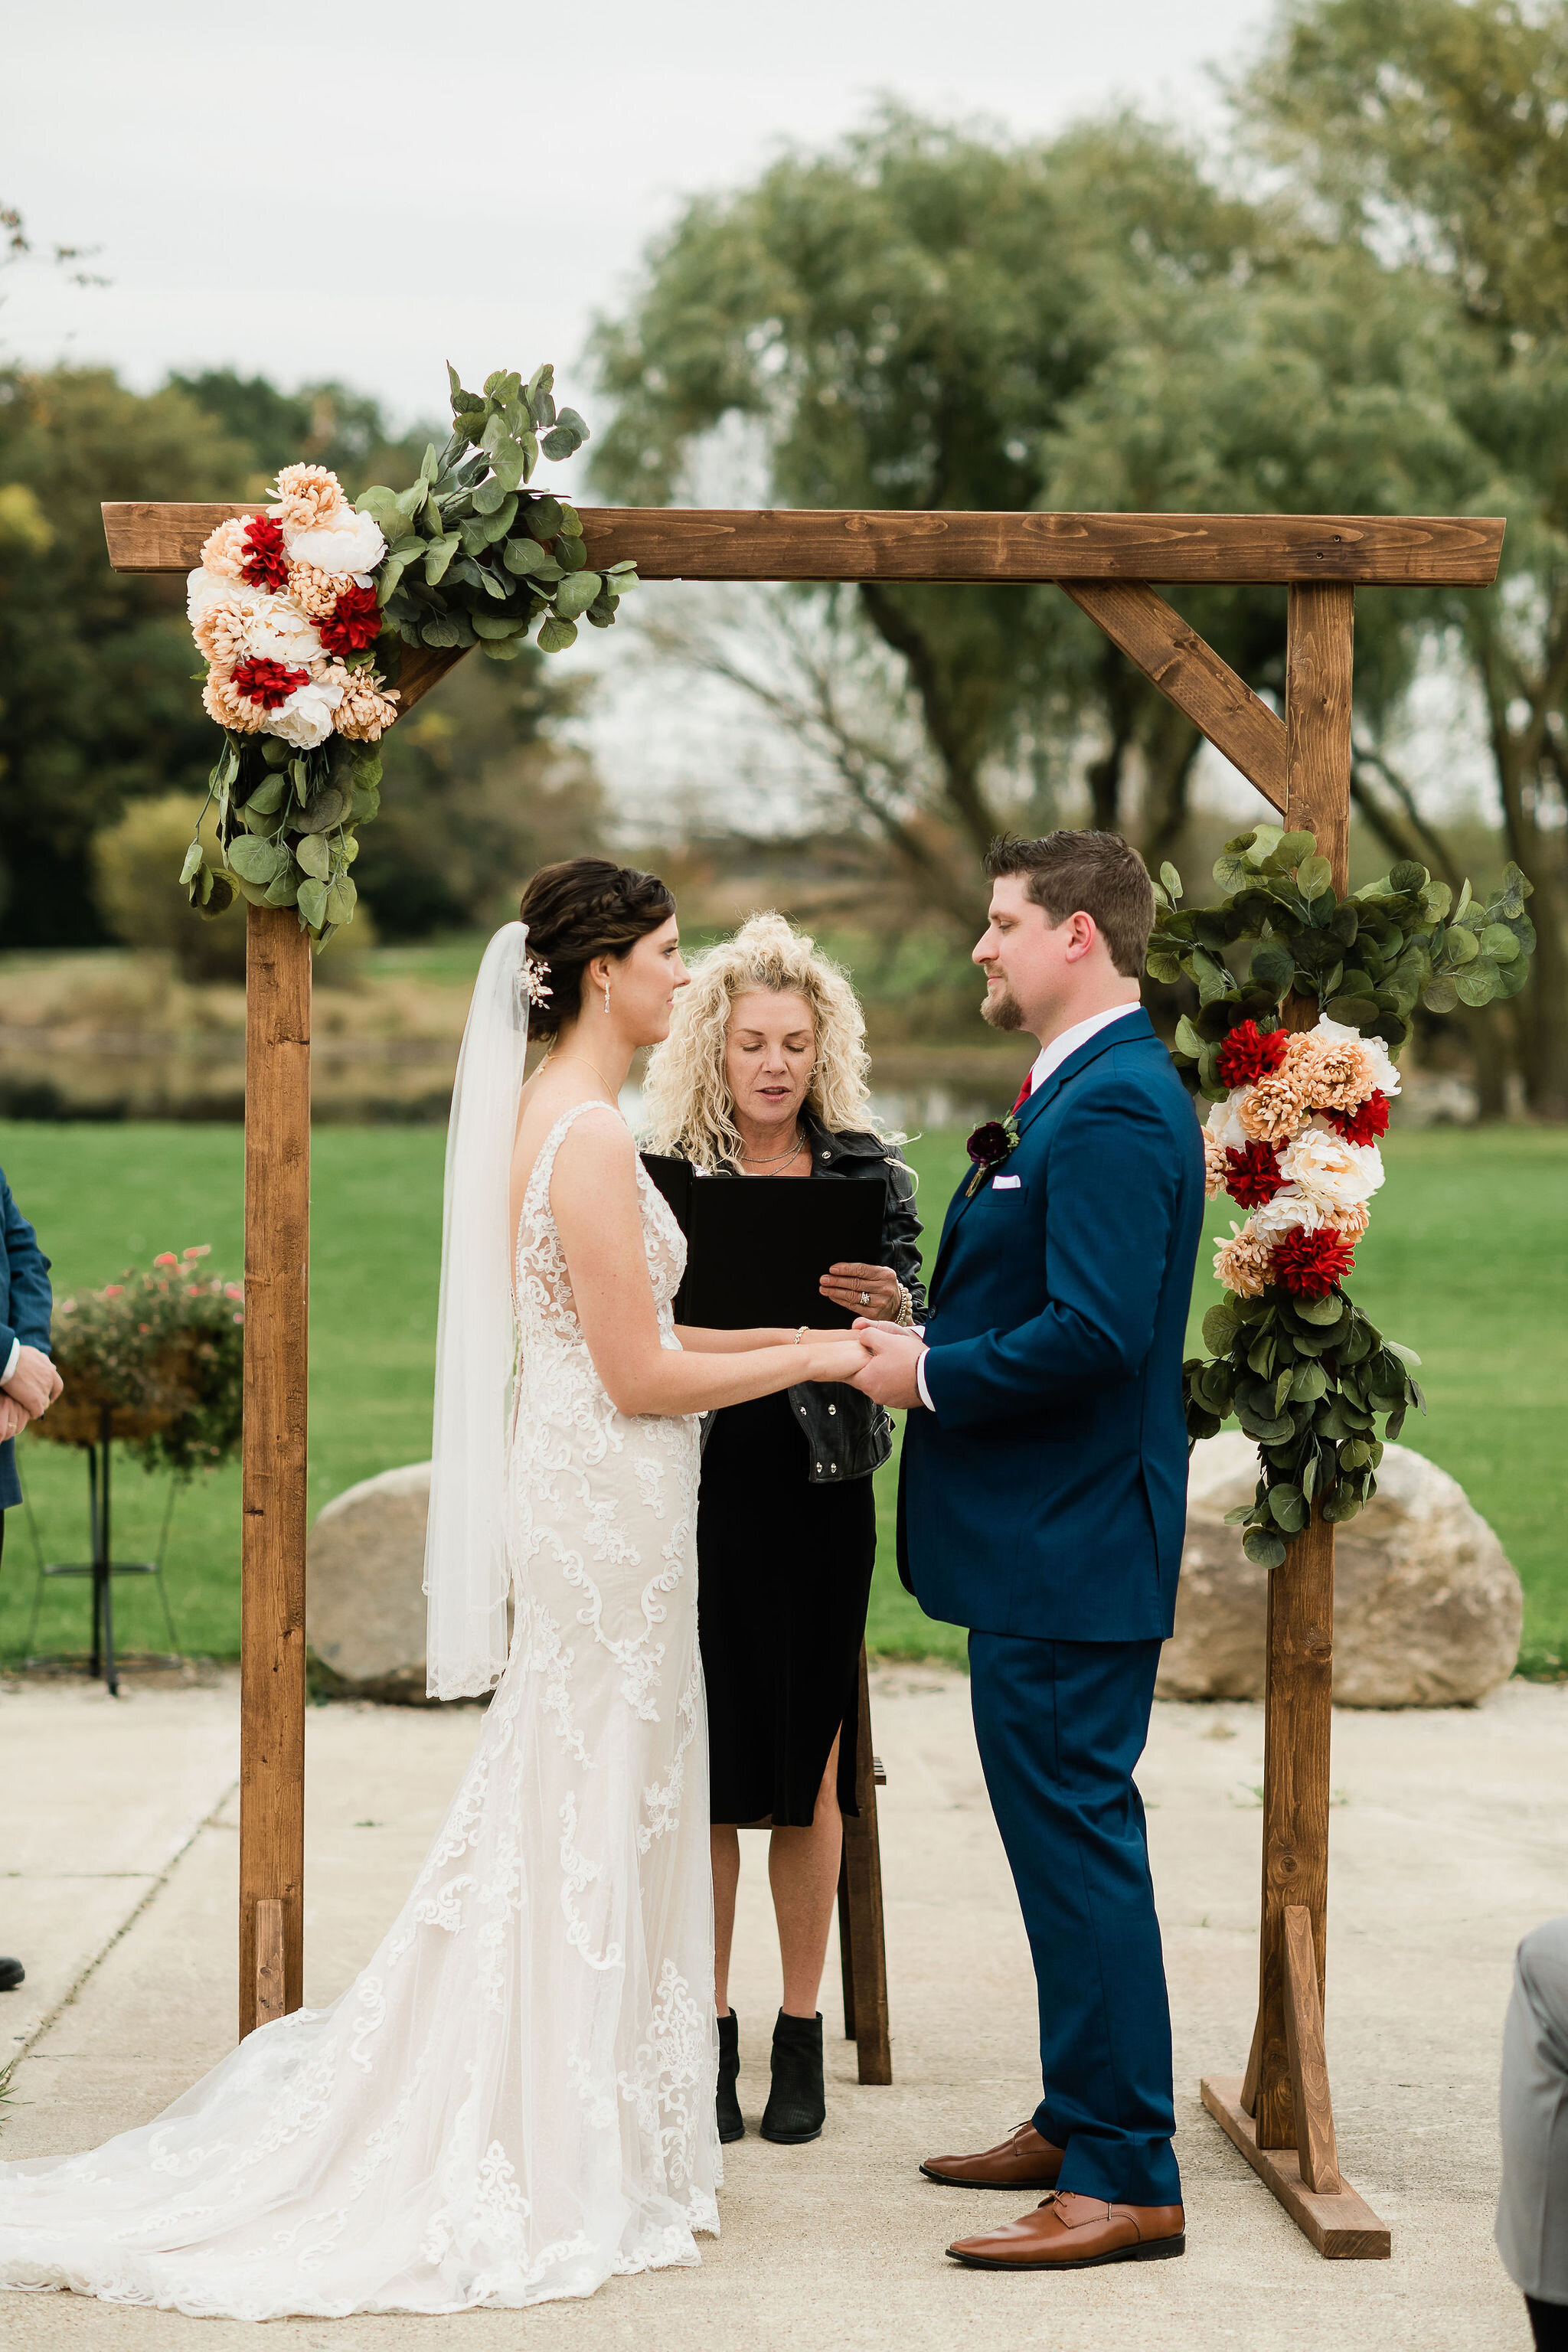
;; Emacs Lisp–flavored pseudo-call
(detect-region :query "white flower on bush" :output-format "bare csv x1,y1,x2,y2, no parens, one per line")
243,592,324,668
1278,1126,1386,1217
1248,1186,1327,1240
1204,1091,1252,1150
1313,1014,1401,1098
264,675,344,750
186,567,262,626
284,505,387,578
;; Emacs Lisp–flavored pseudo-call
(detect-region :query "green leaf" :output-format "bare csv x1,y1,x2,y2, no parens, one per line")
541,423,583,462
263,866,299,907
1455,963,1500,1006
199,872,235,920
537,613,578,653
226,835,284,887
325,874,357,926
1191,949,1232,1006
423,533,462,585
1482,924,1520,964
1325,995,1378,1030
295,833,332,880
1289,1362,1328,1403
296,877,329,931
294,784,350,835
179,840,204,887
1268,1484,1308,1534
1145,951,1181,985
503,536,561,580
554,568,603,621
1296,1292,1344,1327
1243,1527,1288,1570
1250,942,1295,997
1445,923,1480,966
243,773,287,816
472,611,528,639
1201,1304,1240,1353
480,633,528,661
557,505,586,540
1385,1340,1422,1370
1296,854,1333,902
525,494,564,541
472,480,508,515
1173,1014,1204,1060
1159,861,1182,901
1421,975,1460,1014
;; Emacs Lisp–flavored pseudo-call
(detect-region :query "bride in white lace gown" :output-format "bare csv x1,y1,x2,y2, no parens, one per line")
0,863,868,2320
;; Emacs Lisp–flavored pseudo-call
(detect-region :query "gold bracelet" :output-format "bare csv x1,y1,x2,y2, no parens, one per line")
894,1285,915,1328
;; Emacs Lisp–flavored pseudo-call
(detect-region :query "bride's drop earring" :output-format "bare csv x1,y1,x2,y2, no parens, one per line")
603,978,611,1015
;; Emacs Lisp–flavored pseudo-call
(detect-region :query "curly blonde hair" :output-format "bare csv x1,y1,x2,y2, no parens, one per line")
641,910,898,1171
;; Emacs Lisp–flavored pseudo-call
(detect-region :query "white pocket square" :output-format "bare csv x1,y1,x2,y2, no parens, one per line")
992,1174,1022,1191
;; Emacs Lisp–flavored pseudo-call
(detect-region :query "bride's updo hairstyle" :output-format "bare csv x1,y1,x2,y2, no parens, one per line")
518,858,675,1040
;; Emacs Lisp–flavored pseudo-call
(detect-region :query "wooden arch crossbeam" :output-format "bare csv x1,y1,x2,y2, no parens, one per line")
103,498,1503,2262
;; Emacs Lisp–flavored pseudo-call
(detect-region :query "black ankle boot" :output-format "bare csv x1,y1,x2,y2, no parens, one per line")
716,2009,744,2143
760,2008,825,2145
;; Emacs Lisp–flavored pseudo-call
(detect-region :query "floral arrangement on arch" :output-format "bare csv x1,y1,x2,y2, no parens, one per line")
1148,825,1535,1568
180,362,636,946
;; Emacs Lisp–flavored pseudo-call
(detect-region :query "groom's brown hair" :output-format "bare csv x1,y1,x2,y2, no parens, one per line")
984,830,1154,979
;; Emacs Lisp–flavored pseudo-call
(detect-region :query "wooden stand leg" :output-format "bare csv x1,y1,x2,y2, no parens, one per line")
254,1897,286,2027
237,906,311,2041
1282,1905,1340,2194
838,1645,891,2084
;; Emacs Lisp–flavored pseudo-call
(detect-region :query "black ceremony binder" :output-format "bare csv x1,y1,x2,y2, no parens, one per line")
640,1155,884,1330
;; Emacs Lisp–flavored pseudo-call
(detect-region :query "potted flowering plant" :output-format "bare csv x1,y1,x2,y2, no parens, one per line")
41,1249,245,1477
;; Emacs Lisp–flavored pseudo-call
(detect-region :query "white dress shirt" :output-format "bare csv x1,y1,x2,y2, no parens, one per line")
912,999,1142,1410
2,1339,18,1386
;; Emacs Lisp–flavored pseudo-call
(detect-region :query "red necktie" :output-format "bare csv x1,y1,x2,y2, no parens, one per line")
1012,1070,1033,1112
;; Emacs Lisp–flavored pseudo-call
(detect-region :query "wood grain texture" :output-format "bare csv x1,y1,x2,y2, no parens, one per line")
254,1898,286,2030
838,1645,892,2085
101,501,1505,586
237,907,311,2042
1285,583,1355,874
1060,581,1287,807
1282,1905,1341,2194
1200,2079,1390,2259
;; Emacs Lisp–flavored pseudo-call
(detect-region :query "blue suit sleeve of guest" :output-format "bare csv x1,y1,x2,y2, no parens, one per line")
0,1167,54,1364
920,1083,1178,1430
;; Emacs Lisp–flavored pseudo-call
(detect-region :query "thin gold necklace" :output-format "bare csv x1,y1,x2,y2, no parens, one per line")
544,1050,622,1100
738,1125,806,1170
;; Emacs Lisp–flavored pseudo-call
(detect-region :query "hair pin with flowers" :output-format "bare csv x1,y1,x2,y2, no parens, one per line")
521,951,553,1009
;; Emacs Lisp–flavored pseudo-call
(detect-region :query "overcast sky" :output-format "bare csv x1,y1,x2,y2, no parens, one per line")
8,0,1271,421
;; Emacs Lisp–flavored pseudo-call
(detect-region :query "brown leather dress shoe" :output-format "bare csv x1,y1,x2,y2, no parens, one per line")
920,2121,1064,2190
946,2189,1185,2269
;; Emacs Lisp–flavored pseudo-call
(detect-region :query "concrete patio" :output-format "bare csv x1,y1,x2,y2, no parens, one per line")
1,1662,1557,2351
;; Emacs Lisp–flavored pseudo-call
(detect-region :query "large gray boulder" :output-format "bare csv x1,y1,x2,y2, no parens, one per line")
307,1462,433,1701
1159,1431,1522,1707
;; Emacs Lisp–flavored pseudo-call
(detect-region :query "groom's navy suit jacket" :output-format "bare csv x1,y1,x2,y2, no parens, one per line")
898,1008,1204,1644
0,1165,53,1514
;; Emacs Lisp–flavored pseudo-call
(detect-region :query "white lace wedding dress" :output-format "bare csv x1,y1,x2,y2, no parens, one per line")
0,1100,719,2318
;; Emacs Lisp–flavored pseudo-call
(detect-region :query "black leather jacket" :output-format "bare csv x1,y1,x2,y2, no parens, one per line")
707,1112,926,1485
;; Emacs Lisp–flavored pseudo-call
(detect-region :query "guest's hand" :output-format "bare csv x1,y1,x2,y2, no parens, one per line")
2,1346,62,1419
0,1395,28,1442
819,1261,902,1319
803,1334,874,1385
848,1323,928,1410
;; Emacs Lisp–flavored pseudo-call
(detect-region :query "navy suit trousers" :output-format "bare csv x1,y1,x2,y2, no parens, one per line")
968,1630,1180,2207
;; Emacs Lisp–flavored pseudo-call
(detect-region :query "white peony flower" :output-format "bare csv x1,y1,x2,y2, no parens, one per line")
1204,1089,1252,1150
243,592,324,668
1278,1127,1386,1216
284,506,387,578
1312,1014,1401,1098
264,676,345,750
187,567,263,626
1249,1185,1326,1240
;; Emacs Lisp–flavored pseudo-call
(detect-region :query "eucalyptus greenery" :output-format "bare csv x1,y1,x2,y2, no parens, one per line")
1153,822,1536,1567
182,362,635,946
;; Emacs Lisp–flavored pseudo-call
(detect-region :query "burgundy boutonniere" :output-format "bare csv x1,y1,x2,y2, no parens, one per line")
964,1110,1021,1197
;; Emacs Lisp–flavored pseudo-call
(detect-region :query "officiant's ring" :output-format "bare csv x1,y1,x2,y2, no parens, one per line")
860,1290,871,1306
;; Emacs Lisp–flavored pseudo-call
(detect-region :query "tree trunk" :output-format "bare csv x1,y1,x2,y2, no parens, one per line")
855,582,1001,858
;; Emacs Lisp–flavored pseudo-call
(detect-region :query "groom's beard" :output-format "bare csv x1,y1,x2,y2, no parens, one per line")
980,979,1024,1032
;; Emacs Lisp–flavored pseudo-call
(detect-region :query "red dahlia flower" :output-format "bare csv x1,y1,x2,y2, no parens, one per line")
1269,1224,1356,1300
231,655,309,709
240,512,290,592
317,579,382,655
1325,1090,1390,1147
1215,1018,1290,1089
1223,1141,1285,1208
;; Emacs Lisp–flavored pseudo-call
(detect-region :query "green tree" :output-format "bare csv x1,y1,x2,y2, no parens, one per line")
589,109,1263,900
0,368,253,942
1240,0,1568,1114
168,370,434,499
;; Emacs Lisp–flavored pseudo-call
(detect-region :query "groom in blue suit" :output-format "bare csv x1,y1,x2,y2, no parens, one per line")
852,830,1203,2272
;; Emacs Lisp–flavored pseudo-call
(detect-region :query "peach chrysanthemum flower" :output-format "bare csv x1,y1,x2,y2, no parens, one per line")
202,669,266,733
1214,1224,1275,1298
318,661,400,741
191,597,253,668
1202,1128,1229,1200
286,563,342,621
1288,1029,1377,1114
198,517,250,579
1321,1200,1371,1243
1237,1068,1310,1145
273,463,345,533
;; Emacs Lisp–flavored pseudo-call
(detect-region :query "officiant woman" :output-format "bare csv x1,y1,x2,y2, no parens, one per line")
641,911,924,2150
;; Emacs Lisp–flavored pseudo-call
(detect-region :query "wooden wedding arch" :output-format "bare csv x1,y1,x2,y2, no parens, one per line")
103,496,1504,2258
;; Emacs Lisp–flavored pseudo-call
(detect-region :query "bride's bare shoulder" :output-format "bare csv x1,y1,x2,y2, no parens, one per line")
512,1084,634,1207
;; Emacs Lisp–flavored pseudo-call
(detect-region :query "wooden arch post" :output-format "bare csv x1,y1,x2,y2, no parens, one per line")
103,497,1501,2234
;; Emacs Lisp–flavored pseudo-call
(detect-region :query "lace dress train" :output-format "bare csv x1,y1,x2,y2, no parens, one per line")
0,1101,718,2318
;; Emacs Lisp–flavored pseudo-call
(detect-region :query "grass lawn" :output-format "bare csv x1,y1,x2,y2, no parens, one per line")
2,1119,1563,1677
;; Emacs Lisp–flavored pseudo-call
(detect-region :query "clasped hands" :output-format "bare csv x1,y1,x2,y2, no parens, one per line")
804,1259,927,1410
0,1344,64,1442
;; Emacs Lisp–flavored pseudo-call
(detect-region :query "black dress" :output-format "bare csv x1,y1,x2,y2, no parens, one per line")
697,1119,926,1828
